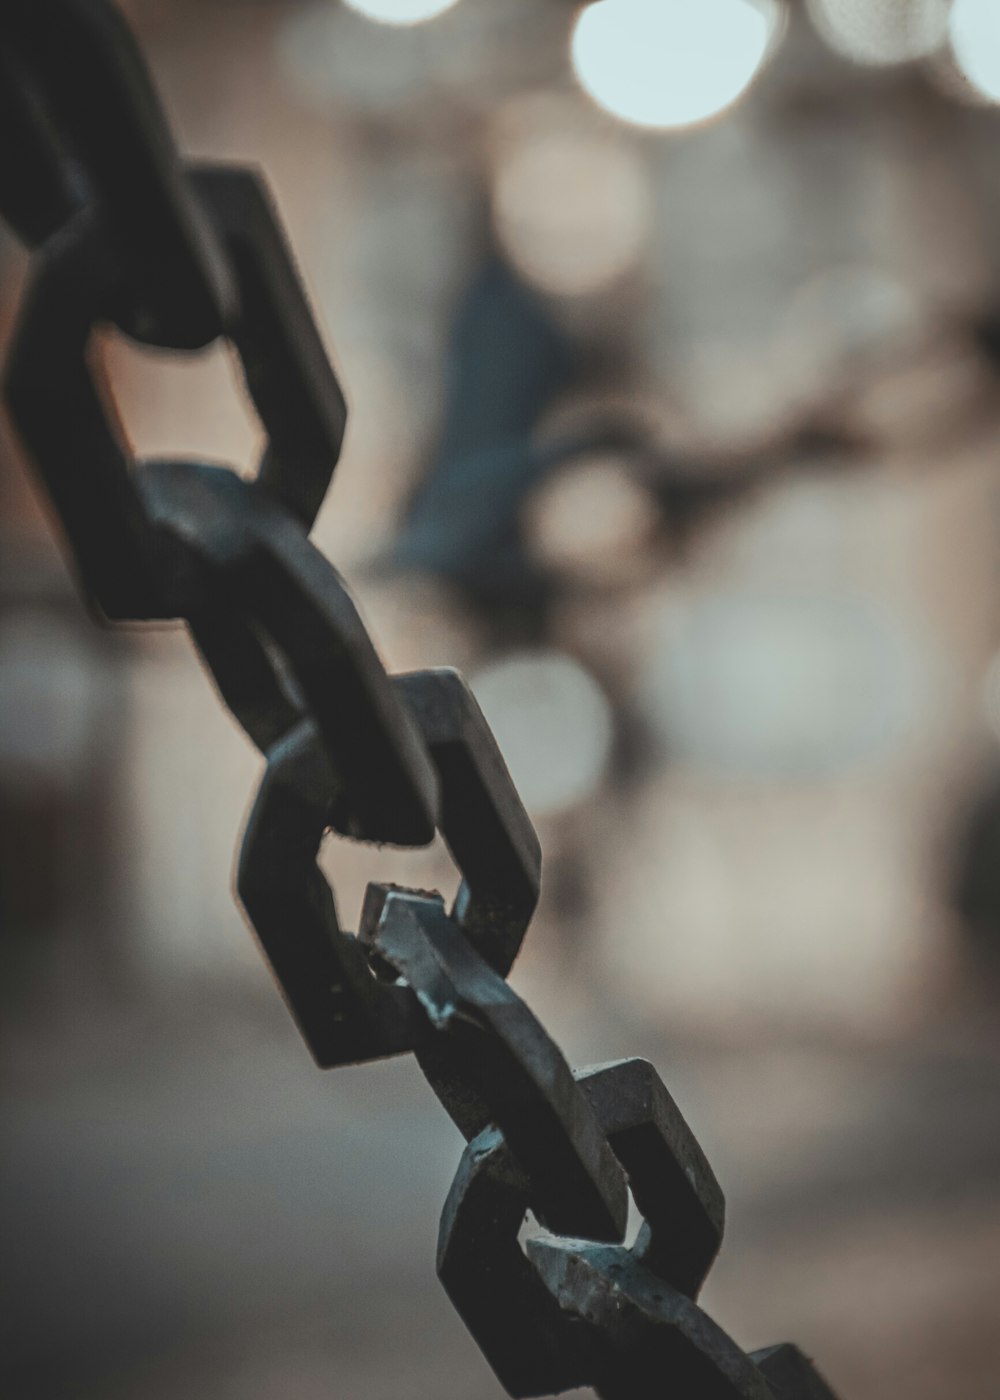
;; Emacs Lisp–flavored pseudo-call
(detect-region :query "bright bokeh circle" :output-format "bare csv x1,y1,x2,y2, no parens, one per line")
491,121,651,296
342,0,460,26
570,0,777,130
807,0,950,68
950,0,1000,103
470,651,614,816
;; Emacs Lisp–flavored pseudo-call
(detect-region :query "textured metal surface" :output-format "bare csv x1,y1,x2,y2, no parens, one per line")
393,668,541,976
368,889,629,1242
435,1056,725,1396
527,1242,775,1400
0,4,843,1396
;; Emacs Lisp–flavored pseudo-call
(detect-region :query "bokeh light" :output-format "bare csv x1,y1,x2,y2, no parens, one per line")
279,0,439,110
342,0,460,26
777,263,925,408
490,97,651,295
784,265,922,365
807,0,950,67
843,335,990,449
671,340,803,451
949,0,1000,103
523,453,659,588
470,651,614,815
570,0,780,131
641,592,931,778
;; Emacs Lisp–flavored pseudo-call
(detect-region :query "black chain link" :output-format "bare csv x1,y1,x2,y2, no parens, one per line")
0,5,842,1396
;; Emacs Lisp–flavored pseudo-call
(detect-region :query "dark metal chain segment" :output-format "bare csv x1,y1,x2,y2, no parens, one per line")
0,5,843,1396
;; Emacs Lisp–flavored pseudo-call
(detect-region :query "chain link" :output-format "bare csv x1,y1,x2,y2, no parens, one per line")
0,5,842,1396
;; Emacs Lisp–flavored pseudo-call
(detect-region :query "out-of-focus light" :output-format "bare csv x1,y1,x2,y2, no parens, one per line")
524,453,659,588
785,265,921,363
570,0,780,131
673,341,800,452
490,104,651,295
807,0,949,67
845,337,989,449
342,0,460,25
278,1,450,109
641,592,930,777
950,0,1000,103
470,651,614,816
777,264,924,405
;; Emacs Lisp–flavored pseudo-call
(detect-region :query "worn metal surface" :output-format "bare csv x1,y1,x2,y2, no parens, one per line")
0,4,842,1396
434,1057,725,1396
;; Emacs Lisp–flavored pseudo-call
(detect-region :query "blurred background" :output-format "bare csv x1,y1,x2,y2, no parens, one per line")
4,0,1000,1395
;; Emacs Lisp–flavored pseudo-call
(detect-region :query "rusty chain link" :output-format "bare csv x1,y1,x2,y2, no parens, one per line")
0,4,842,1395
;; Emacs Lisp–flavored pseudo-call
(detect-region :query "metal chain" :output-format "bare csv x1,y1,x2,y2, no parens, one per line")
0,5,841,1396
